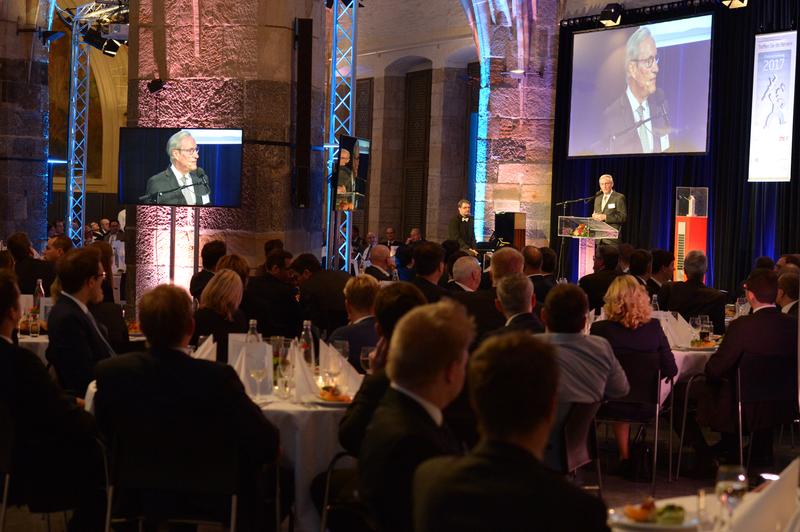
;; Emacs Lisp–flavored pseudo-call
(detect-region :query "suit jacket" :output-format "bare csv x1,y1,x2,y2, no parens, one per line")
592,191,627,232
46,295,114,396
448,214,476,250
590,319,677,378
359,388,460,532
90,301,131,354
658,278,726,334
15,256,55,295
144,167,209,206
339,368,390,455
646,277,665,299
784,301,799,317
191,307,248,364
448,288,506,342
529,274,555,316
600,91,669,155
299,270,351,335
413,440,610,532
364,265,392,282
328,316,379,373
189,269,215,300
412,276,448,303
446,281,467,293
379,239,401,249
483,312,544,341
578,268,622,313
242,273,303,339
702,307,798,432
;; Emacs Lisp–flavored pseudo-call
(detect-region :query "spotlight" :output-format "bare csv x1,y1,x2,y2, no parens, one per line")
600,3,623,27
102,39,121,57
147,78,165,93
719,0,747,7
40,30,65,45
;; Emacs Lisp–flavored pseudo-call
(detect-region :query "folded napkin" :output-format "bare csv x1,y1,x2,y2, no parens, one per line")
231,341,272,397
654,311,694,348
291,341,320,400
228,333,248,367
192,335,217,361
320,341,363,394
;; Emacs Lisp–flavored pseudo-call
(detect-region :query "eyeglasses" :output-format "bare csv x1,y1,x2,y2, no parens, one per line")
631,55,659,69
178,148,200,155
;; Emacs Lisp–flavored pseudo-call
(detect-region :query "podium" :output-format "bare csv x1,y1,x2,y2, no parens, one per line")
336,191,365,211
558,216,619,279
673,187,708,281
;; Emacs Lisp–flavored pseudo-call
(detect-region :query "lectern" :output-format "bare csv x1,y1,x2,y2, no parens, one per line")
558,216,619,279
673,187,708,281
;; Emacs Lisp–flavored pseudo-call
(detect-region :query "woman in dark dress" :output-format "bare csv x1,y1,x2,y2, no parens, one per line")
590,275,677,475
191,269,248,363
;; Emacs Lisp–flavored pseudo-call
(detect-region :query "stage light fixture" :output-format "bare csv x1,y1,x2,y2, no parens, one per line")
720,0,747,7
102,39,120,57
147,78,165,93
600,3,623,27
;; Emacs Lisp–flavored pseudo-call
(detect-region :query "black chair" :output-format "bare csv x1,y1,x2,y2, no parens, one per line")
595,351,673,496
561,402,603,496
320,452,375,532
675,373,705,480
0,403,12,532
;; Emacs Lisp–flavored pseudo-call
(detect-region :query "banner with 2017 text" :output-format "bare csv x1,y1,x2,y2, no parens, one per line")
748,31,797,183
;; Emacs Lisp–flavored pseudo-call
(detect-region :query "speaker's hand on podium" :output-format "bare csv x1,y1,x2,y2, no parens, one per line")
591,213,606,222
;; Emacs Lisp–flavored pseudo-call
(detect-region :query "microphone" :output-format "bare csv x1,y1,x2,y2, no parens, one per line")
194,167,211,196
594,190,603,197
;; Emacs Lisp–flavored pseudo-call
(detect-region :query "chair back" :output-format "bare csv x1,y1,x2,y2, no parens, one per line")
613,351,662,406
738,352,797,405
562,402,601,473
0,402,13,475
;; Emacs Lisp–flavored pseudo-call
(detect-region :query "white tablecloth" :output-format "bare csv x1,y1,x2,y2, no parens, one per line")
658,349,714,405
19,335,48,364
262,400,351,532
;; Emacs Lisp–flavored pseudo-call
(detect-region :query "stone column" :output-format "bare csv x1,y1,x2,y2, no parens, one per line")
129,0,327,297
0,1,51,249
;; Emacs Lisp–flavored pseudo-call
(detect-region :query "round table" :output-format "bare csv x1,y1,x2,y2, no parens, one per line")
658,349,715,405
18,334,49,365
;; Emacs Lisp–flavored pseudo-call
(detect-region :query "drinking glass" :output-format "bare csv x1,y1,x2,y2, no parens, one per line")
276,355,294,400
360,346,375,374
735,297,748,317
248,352,270,404
326,343,346,387
689,316,702,340
29,314,40,337
715,465,748,530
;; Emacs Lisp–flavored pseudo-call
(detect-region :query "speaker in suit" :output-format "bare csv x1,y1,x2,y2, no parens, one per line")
599,89,670,156
328,316,378,373
143,166,211,206
658,278,726,334
593,189,627,244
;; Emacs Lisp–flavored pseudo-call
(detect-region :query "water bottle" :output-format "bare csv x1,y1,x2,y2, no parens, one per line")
245,319,261,343
300,320,316,369
651,294,660,311
31,279,45,338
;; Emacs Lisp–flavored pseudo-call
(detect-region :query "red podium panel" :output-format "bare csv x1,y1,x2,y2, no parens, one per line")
673,215,708,281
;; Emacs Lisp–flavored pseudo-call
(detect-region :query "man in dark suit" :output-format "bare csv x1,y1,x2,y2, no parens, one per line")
43,234,74,264
6,232,55,295
243,249,302,338
189,240,226,300
329,275,380,372
364,244,393,282
578,245,622,314
448,256,481,293
777,272,799,316
411,241,448,303
94,284,280,529
46,248,115,397
379,227,401,249
522,245,555,317
483,273,544,340
0,270,105,531
290,253,350,335
413,332,610,532
592,174,626,244
143,131,211,205
599,27,670,156
629,249,652,289
648,249,674,298
447,199,477,253
359,301,474,532
658,250,726,334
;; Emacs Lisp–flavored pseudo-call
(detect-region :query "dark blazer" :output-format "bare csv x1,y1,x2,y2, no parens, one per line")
90,301,131,354
15,256,55,295
359,388,460,532
412,276,448,303
590,319,677,378
189,269,215,300
784,301,798,317
448,288,506,342
658,278,726,334
702,307,798,432
447,214,476,250
592,190,627,232
364,265,392,282
578,268,622,313
484,312,544,340
600,91,669,155
46,295,114,396
646,278,665,299
413,440,610,532
529,274,555,316
242,272,302,339
339,369,390,455
191,307,248,364
446,281,467,293
299,269,350,335
328,316,378,373
144,167,209,205
379,239,401,249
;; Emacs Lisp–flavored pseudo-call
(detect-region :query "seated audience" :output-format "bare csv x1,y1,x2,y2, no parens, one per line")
775,253,800,273
658,250,726,334
46,248,115,396
94,285,280,530
590,276,677,476
379,226,400,248
290,253,350,335
755,255,775,270
411,241,447,302
362,231,378,262
90,240,116,303
777,272,799,316
243,249,302,338
0,270,105,531
413,333,610,532
189,240,227,299
444,249,469,287
43,234,74,264
255,238,285,276
359,300,474,532
523,245,555,317
329,275,380,371
448,256,481,293
648,249,674,298
86,242,130,353
191,269,248,363
406,227,422,245
364,244,393,281
578,245,621,313
617,243,634,273
394,244,415,282
484,272,544,339
0,250,14,271
628,249,652,289
216,253,251,287
7,232,55,294
540,246,558,283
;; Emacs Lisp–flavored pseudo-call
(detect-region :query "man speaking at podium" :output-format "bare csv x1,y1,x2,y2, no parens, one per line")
592,174,626,246
144,131,211,205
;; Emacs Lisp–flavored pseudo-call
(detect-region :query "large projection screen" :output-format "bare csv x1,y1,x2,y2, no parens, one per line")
748,31,797,183
568,15,713,157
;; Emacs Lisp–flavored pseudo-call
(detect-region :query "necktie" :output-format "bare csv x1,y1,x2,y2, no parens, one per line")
601,194,609,211
636,105,651,153
181,175,196,205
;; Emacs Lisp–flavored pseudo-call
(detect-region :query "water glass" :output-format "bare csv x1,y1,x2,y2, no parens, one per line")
247,352,270,404
715,465,748,530
735,297,748,317
29,315,40,337
360,346,375,374
689,316,702,339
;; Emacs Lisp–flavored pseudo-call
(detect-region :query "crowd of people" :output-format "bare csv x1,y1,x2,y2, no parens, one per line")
2,218,799,531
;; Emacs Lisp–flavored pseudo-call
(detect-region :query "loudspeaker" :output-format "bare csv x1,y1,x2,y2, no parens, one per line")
494,212,526,250
294,18,313,208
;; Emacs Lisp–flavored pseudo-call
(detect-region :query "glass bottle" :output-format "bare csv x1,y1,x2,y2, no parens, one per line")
245,319,261,343
300,320,316,369
651,294,660,311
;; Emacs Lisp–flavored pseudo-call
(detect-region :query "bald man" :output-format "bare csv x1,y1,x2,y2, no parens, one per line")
449,256,481,293
365,245,393,282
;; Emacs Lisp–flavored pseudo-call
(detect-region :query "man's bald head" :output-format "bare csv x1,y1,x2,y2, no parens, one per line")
522,246,543,275
491,247,524,286
452,256,481,291
370,244,391,268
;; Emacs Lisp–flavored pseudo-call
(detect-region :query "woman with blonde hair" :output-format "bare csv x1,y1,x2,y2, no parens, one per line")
191,269,248,363
590,274,677,478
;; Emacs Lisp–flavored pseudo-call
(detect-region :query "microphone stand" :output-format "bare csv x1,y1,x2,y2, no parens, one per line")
138,180,203,204
555,193,599,282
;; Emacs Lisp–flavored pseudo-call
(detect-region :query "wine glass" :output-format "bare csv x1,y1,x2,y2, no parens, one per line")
715,465,748,530
248,352,269,404
689,316,702,340
276,353,294,400
735,297,748,318
360,346,374,374
325,346,345,387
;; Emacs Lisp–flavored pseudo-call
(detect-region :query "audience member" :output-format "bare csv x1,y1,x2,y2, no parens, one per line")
46,248,115,397
362,231,378,262
0,250,14,271
658,250,726,334
89,221,103,241
590,276,676,476
191,269,248,363
99,218,110,235
359,300,474,532
484,273,544,339
540,247,558,281
617,243,634,273
102,219,126,244
406,227,422,245
290,253,350,335
190,240,227,299
775,253,800,273
88,241,129,353
90,240,115,303
448,256,481,292
216,254,251,287
628,249,652,288
444,248,469,286
648,249,674,298
411,241,447,302
7,232,55,294
256,238,285,276
243,249,302,338
523,245,555,316
352,225,367,255
43,234,74,264
578,245,621,313
364,244,393,281
94,285,280,530
329,275,380,371
755,255,775,270
413,333,609,532
380,226,400,248
777,272,799,316
394,244,415,282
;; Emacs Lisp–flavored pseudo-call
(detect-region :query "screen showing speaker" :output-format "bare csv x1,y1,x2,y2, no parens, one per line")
334,135,371,211
567,14,713,157
118,128,243,207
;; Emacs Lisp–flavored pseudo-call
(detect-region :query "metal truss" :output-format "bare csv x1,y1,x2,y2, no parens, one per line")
325,0,358,272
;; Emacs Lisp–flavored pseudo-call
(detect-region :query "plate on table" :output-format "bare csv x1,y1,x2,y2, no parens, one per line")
302,394,352,407
608,508,700,531
675,345,717,352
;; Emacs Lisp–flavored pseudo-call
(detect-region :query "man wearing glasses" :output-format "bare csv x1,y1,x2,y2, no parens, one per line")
601,26,671,154
144,130,212,205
